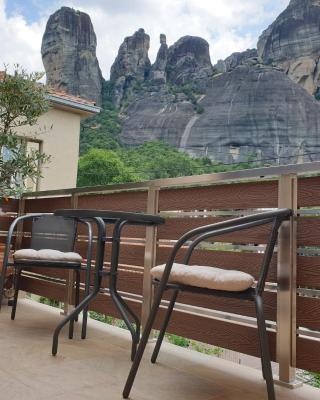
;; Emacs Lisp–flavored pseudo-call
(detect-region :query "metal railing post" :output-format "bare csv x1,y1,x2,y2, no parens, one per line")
276,173,300,387
62,193,78,315
141,187,159,330
15,197,26,250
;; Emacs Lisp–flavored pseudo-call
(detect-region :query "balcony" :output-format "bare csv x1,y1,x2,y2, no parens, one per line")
0,299,318,400
1,162,320,399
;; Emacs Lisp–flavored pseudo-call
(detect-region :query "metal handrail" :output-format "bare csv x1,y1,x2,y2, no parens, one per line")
21,160,320,198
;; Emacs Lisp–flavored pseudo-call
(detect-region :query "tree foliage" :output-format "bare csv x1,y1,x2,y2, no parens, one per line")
120,141,203,180
79,81,122,155
77,148,137,187
77,140,258,187
0,66,49,197
78,80,258,187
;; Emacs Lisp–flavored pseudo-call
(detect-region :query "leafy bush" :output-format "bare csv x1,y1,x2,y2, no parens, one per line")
166,334,190,347
77,148,137,187
0,66,50,197
39,296,62,309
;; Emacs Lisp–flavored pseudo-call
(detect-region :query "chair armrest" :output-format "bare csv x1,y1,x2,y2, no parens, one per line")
178,209,292,249
156,209,292,294
183,209,291,264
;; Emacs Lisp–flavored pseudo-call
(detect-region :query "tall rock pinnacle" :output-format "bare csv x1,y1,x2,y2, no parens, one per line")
110,28,151,107
150,34,169,84
41,7,102,105
166,36,214,91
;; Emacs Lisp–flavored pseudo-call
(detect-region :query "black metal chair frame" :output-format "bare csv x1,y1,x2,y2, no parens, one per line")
51,209,165,360
0,213,94,341
123,208,293,400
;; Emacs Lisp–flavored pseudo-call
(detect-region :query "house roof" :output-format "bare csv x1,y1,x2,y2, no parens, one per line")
47,88,100,115
0,71,100,116
48,88,96,106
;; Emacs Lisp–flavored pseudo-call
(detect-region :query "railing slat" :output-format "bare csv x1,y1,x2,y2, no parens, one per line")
159,181,278,211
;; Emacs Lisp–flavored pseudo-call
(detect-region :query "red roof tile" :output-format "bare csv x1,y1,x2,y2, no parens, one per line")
48,87,97,106
0,71,96,107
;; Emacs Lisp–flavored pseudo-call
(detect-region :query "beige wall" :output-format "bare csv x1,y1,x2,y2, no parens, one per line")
19,107,82,191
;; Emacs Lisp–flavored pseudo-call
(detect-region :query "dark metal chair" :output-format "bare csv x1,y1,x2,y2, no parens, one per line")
0,214,93,340
123,208,293,400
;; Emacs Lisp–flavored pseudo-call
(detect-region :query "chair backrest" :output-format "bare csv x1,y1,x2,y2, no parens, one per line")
30,215,77,252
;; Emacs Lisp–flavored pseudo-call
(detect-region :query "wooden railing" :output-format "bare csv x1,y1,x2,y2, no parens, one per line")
1,161,320,386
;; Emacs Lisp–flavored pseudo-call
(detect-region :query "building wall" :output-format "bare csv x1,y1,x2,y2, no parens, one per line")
19,107,82,191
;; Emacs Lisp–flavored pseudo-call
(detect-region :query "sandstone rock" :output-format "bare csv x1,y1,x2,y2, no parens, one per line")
120,65,320,164
166,36,214,91
41,6,102,105
224,49,258,71
257,0,320,95
215,60,227,74
110,28,151,107
149,34,168,85
214,49,258,73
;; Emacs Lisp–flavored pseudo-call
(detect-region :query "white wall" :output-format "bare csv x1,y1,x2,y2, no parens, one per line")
20,107,82,191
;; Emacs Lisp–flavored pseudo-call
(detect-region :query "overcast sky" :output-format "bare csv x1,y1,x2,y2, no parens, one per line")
1,0,290,79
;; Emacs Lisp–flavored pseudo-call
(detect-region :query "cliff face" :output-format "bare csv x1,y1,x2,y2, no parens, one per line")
41,2,320,166
110,28,151,107
120,64,320,164
165,36,214,91
41,7,102,105
257,0,320,95
215,49,258,73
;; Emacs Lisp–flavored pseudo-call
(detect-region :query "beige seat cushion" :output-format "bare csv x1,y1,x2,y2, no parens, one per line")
13,249,82,264
151,263,255,292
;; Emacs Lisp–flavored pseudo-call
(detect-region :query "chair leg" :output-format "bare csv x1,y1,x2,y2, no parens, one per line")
69,270,80,339
11,268,22,320
74,270,80,323
81,264,92,340
255,295,275,400
53,289,99,356
0,260,9,311
123,280,167,398
151,289,179,364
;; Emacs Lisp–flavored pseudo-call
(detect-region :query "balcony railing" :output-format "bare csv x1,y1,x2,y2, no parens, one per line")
1,161,320,388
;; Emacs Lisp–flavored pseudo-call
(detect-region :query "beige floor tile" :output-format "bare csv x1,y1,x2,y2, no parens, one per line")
0,299,319,400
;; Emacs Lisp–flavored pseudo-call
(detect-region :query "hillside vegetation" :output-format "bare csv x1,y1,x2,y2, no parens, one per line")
78,82,256,187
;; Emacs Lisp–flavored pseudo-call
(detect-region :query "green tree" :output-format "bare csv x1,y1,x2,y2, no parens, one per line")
0,66,49,198
79,81,122,155
77,148,137,187
120,141,205,180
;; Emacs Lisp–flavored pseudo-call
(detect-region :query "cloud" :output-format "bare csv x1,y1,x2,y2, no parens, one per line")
0,0,290,79
0,0,47,74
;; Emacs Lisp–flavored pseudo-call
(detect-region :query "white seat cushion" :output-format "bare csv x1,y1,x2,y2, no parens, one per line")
13,249,82,264
151,263,255,292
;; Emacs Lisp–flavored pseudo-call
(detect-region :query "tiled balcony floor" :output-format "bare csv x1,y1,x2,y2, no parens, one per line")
0,299,319,400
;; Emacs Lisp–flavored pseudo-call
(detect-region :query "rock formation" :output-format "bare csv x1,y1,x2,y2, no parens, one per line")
257,0,320,95
110,28,151,107
165,36,214,91
41,2,320,166
41,7,102,105
149,34,168,85
120,64,320,164
215,49,258,73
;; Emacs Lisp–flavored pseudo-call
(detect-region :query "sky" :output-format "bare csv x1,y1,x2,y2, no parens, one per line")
1,0,290,79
